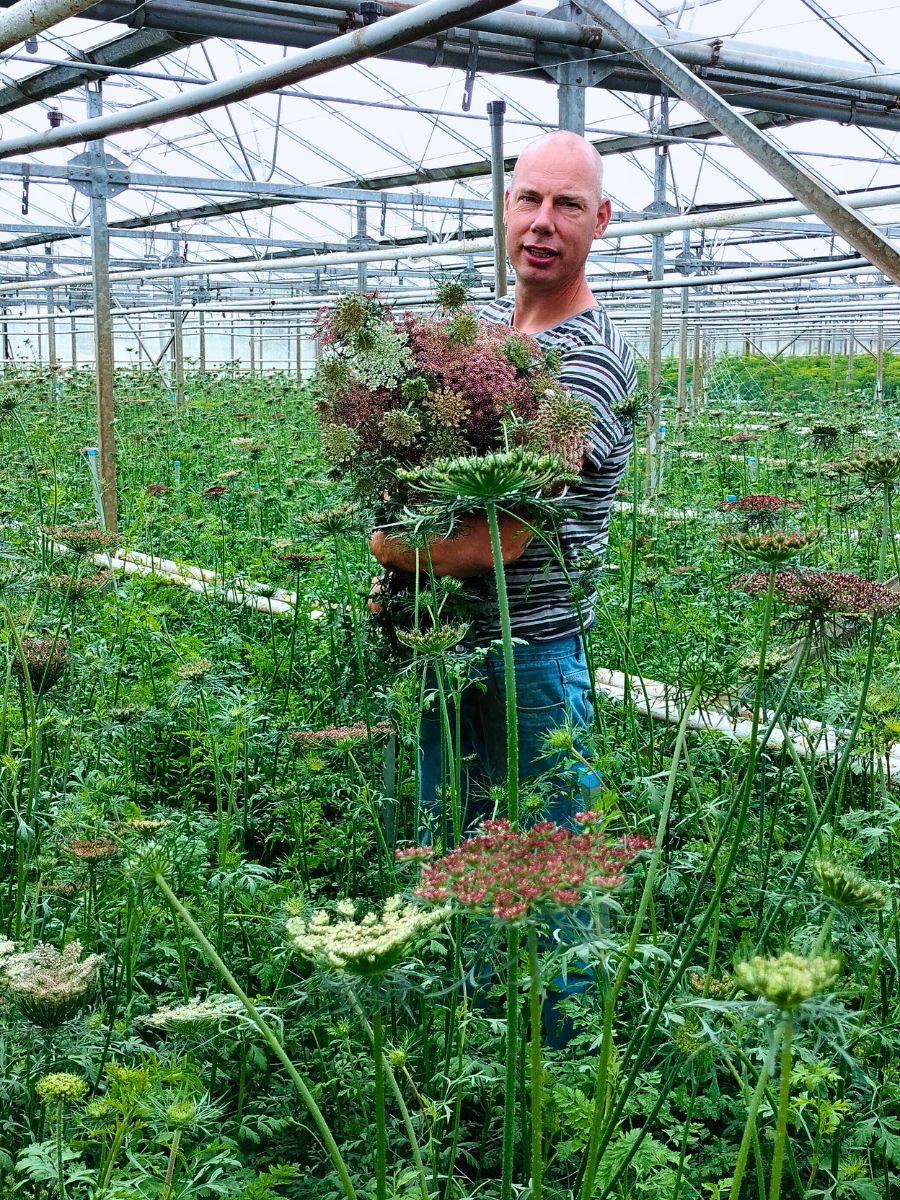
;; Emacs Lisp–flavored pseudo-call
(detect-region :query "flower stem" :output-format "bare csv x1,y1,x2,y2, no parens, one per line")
769,1021,794,1200
161,1127,182,1200
153,873,357,1200
728,1058,771,1200
500,924,520,1200
527,925,543,1200
485,500,518,826
55,1103,67,1200
373,1003,387,1200
579,681,702,1200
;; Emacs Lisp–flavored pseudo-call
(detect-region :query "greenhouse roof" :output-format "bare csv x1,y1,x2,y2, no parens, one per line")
0,0,898,336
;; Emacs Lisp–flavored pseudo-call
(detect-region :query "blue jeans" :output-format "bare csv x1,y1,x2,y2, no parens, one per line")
418,632,593,844
417,633,597,1049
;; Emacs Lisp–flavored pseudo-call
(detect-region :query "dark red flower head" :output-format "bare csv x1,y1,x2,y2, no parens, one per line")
415,818,651,922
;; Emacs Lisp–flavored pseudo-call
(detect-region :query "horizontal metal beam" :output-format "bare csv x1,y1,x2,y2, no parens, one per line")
0,27,199,114
80,0,900,105
6,180,900,294
0,160,493,209
0,0,523,158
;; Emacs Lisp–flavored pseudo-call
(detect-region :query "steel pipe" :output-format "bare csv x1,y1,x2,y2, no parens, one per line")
0,0,103,49
579,0,900,285
488,100,507,299
0,0,520,158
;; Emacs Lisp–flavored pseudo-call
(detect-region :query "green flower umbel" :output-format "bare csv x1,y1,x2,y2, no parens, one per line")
400,447,568,509
813,860,888,911
736,952,840,1010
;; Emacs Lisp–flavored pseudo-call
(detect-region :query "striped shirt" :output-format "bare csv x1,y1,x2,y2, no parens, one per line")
468,297,636,644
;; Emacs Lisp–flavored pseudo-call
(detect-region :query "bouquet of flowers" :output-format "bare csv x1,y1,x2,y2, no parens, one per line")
312,282,594,523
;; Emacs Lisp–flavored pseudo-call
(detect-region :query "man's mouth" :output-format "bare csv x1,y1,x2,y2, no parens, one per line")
523,245,558,259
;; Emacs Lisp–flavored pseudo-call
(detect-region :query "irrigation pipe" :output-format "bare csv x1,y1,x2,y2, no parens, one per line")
593,667,900,781
45,538,298,617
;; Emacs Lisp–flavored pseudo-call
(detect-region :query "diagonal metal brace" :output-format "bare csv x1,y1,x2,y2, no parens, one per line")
578,0,900,286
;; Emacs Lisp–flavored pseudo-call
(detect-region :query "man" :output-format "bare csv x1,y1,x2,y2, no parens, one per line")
371,129,636,841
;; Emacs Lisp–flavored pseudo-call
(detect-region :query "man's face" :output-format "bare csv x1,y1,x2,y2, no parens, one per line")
503,142,611,293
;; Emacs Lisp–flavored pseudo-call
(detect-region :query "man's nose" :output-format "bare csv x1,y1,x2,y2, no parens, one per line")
529,198,555,231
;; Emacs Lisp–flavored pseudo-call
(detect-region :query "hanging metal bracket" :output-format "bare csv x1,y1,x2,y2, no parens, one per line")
461,31,479,111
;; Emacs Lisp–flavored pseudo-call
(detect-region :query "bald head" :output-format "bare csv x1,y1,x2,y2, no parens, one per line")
510,130,604,204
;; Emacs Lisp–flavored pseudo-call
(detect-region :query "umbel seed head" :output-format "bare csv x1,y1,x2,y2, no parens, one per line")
735,951,840,1009
813,860,887,911
36,1072,87,1106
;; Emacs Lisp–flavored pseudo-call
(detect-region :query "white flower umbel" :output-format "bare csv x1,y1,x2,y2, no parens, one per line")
145,994,245,1030
1,940,102,1027
345,325,412,391
287,896,448,977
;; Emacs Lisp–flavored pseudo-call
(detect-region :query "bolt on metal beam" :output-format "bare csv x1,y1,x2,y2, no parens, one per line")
578,0,900,286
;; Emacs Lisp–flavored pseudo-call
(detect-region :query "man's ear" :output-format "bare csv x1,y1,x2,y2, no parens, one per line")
594,196,612,239
503,187,511,227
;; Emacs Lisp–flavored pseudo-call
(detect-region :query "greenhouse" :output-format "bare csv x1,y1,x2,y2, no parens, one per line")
0,0,899,1196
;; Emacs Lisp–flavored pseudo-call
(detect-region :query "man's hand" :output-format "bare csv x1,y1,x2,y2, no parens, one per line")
370,512,533,579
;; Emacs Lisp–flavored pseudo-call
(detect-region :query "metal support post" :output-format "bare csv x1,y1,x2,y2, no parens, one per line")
46,296,56,371
676,230,689,428
172,276,184,407
847,336,855,382
198,309,206,374
692,325,702,413
249,323,256,373
86,84,118,535
70,313,77,367
487,100,507,299
578,0,900,285
557,62,585,133
1,307,7,365
258,321,264,373
355,201,368,294
296,326,303,384
876,321,884,400
645,99,668,492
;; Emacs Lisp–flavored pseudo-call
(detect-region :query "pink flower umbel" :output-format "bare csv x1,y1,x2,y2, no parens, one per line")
414,818,651,922
734,569,900,618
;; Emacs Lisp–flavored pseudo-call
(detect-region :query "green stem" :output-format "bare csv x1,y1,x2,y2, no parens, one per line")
153,873,357,1200
373,1003,387,1200
55,1103,67,1200
527,925,543,1200
500,925,520,1200
769,1022,794,1200
729,1058,771,1200
579,681,702,1200
161,1127,182,1200
485,501,518,826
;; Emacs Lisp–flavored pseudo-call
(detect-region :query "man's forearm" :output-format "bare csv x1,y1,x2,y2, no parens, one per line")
370,512,533,579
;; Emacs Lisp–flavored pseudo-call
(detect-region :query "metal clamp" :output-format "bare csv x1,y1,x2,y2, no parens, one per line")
21,167,29,216
461,32,479,112
430,32,445,69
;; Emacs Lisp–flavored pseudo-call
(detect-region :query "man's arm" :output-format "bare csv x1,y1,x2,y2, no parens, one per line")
370,511,533,578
